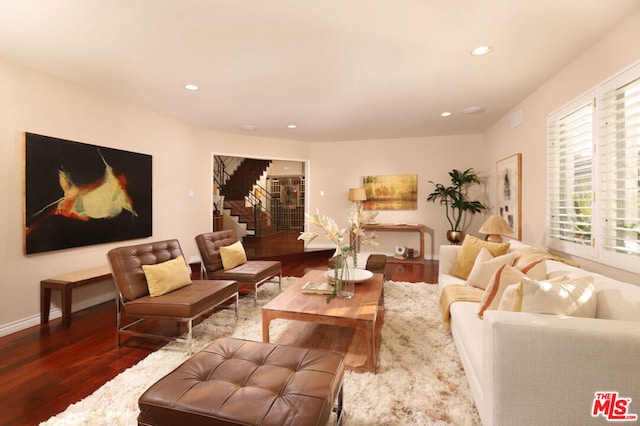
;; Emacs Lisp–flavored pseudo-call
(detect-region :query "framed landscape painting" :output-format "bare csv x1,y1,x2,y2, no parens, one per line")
362,174,418,210
23,133,152,254
496,153,522,240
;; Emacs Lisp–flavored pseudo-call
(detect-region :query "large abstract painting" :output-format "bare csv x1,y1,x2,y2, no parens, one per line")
362,174,418,210
24,133,152,254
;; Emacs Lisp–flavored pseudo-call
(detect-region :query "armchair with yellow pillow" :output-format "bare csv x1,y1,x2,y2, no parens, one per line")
107,239,239,355
196,230,282,305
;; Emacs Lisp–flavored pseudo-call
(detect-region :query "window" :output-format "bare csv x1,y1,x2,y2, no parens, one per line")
547,61,640,272
547,97,594,253
599,70,640,268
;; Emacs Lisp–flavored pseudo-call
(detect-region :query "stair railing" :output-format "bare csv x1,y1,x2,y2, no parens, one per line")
245,182,281,236
213,156,280,237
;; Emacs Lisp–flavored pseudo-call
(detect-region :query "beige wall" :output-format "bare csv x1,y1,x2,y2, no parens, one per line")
305,135,487,257
484,9,640,284
0,52,487,334
0,57,308,335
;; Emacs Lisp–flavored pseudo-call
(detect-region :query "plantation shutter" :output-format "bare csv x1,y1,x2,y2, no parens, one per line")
599,74,640,257
547,99,594,248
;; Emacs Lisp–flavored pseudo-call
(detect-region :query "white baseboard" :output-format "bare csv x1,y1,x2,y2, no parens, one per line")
0,293,115,338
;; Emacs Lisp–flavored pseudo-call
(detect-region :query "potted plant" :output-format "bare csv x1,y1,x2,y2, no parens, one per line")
427,168,486,244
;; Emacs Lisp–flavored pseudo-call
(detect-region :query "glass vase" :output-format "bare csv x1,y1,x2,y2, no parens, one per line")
336,253,355,299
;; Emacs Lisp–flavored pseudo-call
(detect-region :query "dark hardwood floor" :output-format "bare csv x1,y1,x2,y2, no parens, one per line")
0,232,438,426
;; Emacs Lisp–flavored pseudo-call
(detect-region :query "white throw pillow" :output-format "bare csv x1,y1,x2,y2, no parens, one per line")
500,275,597,317
465,248,517,290
478,264,525,318
518,258,547,280
498,275,568,311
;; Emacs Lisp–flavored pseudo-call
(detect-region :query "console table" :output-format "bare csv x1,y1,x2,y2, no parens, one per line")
40,265,112,327
362,223,426,264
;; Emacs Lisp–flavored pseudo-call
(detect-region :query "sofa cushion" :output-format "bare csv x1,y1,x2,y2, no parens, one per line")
450,235,510,280
125,280,237,317
465,248,517,290
500,275,597,317
220,241,248,270
449,301,484,397
588,274,640,322
209,260,281,283
142,255,192,297
513,246,581,268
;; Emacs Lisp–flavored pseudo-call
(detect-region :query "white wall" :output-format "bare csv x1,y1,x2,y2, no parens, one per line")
0,57,309,336
305,135,487,258
484,9,640,284
268,160,304,177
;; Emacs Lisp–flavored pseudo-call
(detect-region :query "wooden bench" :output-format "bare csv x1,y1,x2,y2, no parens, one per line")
40,265,112,327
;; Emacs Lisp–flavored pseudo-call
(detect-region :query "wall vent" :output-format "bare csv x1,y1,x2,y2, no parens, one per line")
511,110,523,128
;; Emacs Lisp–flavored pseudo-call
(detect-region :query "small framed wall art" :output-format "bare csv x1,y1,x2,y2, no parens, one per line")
496,153,522,240
362,174,418,210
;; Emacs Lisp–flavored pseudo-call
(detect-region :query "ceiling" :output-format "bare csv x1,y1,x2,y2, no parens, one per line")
1,1,638,142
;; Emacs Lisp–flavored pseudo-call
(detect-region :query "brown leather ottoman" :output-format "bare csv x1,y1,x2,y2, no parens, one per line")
365,254,387,279
138,337,345,426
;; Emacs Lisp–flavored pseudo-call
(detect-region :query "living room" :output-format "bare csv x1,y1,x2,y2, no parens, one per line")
1,2,639,338
1,1,640,424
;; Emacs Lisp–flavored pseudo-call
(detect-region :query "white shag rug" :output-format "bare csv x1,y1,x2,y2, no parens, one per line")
41,278,481,426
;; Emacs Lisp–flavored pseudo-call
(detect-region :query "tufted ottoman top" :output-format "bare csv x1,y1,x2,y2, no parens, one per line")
138,337,345,426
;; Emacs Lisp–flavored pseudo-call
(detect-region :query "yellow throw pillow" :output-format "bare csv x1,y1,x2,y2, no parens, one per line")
450,235,510,280
220,241,247,270
142,255,192,297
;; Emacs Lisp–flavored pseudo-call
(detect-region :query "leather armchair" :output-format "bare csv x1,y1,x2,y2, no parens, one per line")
195,230,282,305
107,239,238,354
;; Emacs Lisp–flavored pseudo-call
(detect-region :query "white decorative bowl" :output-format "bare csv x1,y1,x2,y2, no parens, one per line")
323,268,373,283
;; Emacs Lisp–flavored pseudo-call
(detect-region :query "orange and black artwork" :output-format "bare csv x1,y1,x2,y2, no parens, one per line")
24,133,152,254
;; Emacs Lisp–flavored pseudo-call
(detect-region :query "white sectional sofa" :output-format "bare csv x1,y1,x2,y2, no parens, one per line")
438,238,640,426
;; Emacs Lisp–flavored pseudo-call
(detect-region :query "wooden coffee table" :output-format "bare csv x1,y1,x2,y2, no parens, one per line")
262,269,384,373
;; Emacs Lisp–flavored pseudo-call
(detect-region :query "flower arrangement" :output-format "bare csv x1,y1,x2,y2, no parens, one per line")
298,205,378,259
298,204,378,301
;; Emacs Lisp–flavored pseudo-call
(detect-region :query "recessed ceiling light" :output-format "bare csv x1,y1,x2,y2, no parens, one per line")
462,106,485,114
240,124,257,131
184,84,200,91
471,46,493,56
287,124,297,129
441,112,452,117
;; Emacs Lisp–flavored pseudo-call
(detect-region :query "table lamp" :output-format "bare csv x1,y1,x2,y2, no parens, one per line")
479,214,514,243
348,188,367,204
348,188,367,250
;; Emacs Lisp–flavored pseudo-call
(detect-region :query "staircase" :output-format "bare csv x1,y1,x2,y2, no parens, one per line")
221,159,271,200
218,158,277,238
223,200,270,236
